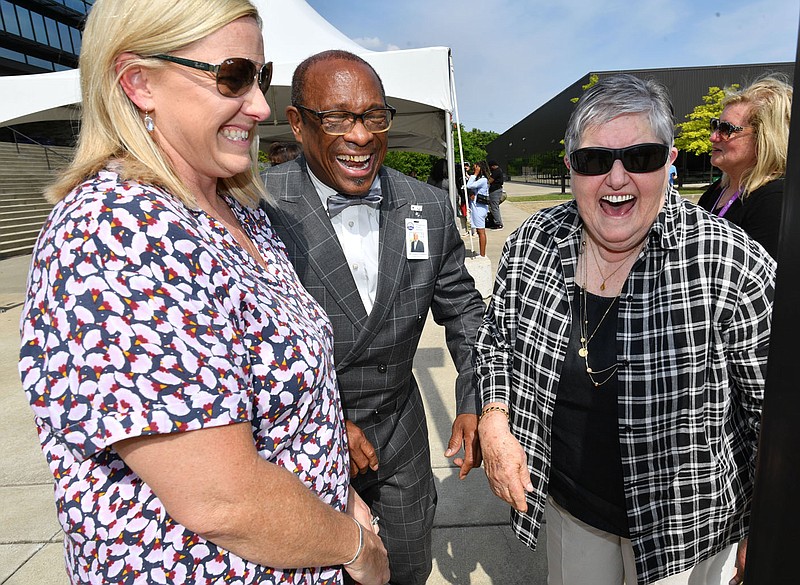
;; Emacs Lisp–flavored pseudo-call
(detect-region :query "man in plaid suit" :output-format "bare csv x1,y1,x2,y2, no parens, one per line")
261,50,484,585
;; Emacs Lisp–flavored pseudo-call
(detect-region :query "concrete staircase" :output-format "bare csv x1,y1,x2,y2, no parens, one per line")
0,142,72,260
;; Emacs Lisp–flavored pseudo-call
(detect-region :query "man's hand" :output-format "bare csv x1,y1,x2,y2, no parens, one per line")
345,420,379,478
444,413,482,479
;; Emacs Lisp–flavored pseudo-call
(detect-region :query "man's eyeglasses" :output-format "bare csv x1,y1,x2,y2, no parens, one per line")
709,118,747,139
294,104,397,136
569,143,670,176
152,54,273,98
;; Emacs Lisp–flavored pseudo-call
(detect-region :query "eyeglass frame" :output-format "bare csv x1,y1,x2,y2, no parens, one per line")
568,143,671,176
709,117,750,139
293,103,397,136
151,54,273,97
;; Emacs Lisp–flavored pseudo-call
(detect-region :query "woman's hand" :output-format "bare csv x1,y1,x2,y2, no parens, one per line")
347,489,378,535
344,487,388,583
344,524,390,585
478,408,533,513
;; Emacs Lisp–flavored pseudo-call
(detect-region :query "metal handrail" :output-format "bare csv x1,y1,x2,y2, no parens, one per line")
6,127,72,170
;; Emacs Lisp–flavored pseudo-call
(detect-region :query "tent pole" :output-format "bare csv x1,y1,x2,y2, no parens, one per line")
449,52,473,252
445,110,456,214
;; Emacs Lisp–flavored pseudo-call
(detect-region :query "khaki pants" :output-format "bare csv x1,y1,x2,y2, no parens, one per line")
545,497,737,585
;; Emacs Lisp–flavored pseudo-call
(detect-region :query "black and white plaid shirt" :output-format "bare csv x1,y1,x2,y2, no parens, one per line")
475,190,775,584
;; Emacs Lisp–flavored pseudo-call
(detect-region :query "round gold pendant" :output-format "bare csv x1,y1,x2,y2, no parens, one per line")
578,347,588,358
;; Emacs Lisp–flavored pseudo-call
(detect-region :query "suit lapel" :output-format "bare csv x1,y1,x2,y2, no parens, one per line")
272,159,368,327
342,171,409,363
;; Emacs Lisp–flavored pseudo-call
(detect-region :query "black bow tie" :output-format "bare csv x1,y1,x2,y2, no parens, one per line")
327,192,383,218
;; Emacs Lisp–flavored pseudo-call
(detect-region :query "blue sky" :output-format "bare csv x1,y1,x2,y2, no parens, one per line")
305,0,799,134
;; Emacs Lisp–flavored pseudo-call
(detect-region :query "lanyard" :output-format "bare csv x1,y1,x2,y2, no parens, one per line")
713,187,741,219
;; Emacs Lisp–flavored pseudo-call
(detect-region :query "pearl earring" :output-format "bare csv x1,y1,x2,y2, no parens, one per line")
144,111,154,133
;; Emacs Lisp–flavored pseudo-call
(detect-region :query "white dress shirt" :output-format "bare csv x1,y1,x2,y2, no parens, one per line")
308,169,381,314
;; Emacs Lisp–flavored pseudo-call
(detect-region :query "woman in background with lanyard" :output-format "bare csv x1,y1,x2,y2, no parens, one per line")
698,75,791,259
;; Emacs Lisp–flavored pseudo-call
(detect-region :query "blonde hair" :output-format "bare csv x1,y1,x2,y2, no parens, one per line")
46,0,266,208
720,74,792,198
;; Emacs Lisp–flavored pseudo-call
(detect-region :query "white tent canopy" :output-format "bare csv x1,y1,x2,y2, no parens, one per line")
0,0,455,158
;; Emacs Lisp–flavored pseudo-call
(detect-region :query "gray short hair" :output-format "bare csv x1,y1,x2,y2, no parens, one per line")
564,74,675,155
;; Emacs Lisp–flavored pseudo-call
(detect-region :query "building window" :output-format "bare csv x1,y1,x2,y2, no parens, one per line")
0,1,20,36
0,44,24,63
30,10,47,44
28,54,54,70
14,5,34,42
69,25,80,53
45,16,60,50
58,21,73,53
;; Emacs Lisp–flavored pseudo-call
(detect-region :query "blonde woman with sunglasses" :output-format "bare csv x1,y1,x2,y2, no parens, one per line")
476,74,775,585
698,75,792,258
18,1,388,583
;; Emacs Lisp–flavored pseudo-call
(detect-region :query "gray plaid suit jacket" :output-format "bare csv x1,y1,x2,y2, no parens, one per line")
262,157,484,477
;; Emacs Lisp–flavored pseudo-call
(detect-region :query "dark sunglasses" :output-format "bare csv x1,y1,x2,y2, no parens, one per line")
152,54,273,98
709,117,747,139
569,143,670,176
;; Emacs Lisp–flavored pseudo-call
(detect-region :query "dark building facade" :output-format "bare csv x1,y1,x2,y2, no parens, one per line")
0,1,92,143
0,0,91,75
488,62,795,185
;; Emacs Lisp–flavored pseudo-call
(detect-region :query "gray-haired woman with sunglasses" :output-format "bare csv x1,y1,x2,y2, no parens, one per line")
18,1,388,584
476,74,774,585
697,74,792,259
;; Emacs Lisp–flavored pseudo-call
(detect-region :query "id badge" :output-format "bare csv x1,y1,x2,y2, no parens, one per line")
406,218,429,260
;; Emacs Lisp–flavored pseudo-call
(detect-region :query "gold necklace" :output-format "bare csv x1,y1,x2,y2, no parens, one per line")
578,242,621,388
588,238,642,291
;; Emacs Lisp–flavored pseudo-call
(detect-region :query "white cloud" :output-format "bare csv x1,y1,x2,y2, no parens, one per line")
353,36,384,50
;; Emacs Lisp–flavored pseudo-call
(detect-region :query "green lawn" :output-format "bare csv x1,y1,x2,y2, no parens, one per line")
507,193,572,202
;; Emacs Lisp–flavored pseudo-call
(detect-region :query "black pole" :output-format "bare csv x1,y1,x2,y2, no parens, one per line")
743,21,800,584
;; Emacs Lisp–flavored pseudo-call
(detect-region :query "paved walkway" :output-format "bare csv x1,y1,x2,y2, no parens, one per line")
0,182,565,584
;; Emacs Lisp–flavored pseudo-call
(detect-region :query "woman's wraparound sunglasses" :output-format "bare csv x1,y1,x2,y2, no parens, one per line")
152,54,273,98
569,143,670,176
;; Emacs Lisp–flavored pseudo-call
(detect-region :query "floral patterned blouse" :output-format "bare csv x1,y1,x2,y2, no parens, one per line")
19,169,348,584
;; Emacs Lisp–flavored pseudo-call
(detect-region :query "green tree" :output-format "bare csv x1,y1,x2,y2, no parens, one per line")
453,124,499,164
342,124,499,181
675,84,739,155
383,151,433,178
556,74,600,158
570,74,599,104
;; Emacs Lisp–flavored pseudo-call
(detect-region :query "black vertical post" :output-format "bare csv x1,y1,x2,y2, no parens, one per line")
743,24,800,584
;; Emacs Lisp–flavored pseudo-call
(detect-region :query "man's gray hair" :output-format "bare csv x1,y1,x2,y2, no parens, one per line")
564,74,675,155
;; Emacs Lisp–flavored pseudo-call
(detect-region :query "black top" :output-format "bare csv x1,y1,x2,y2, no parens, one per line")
697,178,783,259
489,166,504,192
549,287,629,537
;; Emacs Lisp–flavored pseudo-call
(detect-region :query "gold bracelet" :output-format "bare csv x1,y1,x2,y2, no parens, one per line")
479,405,509,420
342,516,364,566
